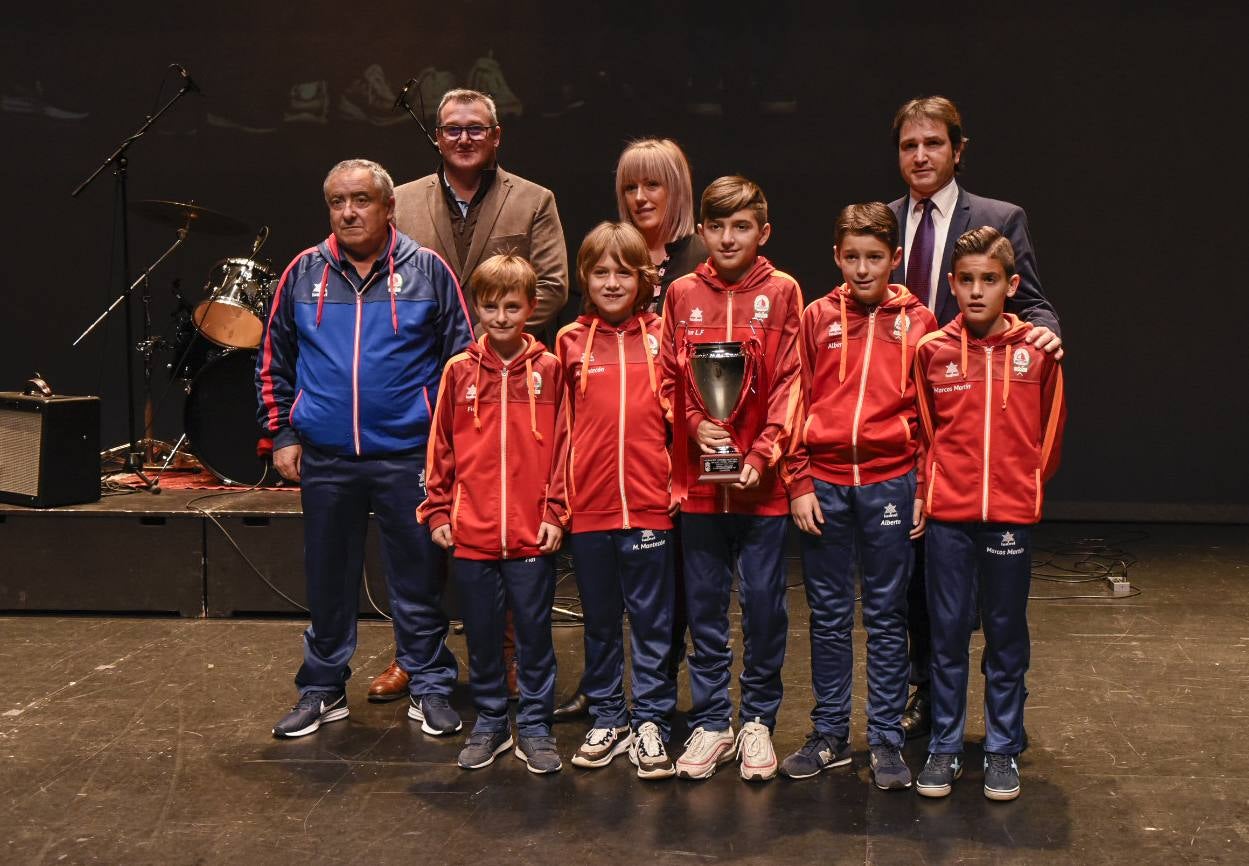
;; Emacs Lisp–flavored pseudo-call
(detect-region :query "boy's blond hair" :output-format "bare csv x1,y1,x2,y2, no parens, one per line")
951,226,1016,278
471,254,537,305
699,175,768,227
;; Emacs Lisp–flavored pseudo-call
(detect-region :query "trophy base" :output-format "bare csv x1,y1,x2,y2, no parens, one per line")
698,450,744,484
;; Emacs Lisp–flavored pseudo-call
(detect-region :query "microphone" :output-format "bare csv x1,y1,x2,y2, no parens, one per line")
175,64,202,95
393,77,417,110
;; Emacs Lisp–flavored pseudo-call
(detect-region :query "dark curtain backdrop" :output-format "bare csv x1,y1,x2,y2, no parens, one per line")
2,2,1244,519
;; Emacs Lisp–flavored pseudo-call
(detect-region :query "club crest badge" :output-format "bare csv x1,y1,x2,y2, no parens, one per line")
388,273,403,293
531,371,543,396
647,333,660,357
465,383,477,401
945,361,959,378
884,503,898,518
893,314,909,340
690,307,704,323
1002,531,1016,546
1012,347,1031,375
641,529,656,542
753,294,770,320
828,321,842,337
311,282,324,299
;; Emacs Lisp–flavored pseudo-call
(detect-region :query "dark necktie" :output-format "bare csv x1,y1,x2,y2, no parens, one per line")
906,198,935,306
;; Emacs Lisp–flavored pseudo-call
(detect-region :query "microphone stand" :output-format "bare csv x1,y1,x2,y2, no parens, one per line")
71,70,197,492
393,72,441,155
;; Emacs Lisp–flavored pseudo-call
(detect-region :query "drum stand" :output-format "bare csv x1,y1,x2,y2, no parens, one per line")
70,67,198,492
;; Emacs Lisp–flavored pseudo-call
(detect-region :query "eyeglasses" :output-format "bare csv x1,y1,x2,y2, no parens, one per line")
436,124,496,141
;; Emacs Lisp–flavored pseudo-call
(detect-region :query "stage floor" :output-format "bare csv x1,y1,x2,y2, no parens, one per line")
2,523,1245,865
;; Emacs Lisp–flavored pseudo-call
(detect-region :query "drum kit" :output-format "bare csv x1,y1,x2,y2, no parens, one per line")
132,200,278,486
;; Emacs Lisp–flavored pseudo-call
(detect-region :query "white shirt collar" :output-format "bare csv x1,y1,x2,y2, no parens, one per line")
909,177,959,218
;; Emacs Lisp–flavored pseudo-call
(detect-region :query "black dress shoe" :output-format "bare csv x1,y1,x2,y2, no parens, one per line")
901,686,931,740
552,691,589,721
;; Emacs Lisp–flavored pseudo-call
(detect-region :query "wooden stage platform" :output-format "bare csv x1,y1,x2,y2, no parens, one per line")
1,517,1245,864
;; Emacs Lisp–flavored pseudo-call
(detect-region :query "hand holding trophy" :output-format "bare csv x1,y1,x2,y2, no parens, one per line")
686,341,758,483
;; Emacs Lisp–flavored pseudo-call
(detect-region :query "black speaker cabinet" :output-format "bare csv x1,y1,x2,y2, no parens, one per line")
0,392,101,507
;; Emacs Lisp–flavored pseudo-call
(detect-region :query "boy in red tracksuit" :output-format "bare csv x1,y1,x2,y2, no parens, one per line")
557,221,678,779
659,176,803,782
782,203,938,789
912,227,1066,803
418,254,568,775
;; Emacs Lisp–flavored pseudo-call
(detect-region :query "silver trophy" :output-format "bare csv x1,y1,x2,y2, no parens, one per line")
687,341,751,483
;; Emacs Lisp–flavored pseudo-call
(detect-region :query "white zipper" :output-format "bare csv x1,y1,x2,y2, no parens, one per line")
722,291,735,513
500,366,509,558
616,331,630,529
351,293,363,455
850,309,878,486
982,346,993,521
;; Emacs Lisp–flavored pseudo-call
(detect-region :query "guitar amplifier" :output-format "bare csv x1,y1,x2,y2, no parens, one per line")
0,392,101,507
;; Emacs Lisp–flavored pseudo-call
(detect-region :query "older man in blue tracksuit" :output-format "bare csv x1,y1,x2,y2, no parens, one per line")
258,158,473,739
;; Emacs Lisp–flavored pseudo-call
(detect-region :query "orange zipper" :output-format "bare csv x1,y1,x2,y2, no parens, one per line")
982,346,993,521
499,366,509,558
850,309,878,486
616,331,630,529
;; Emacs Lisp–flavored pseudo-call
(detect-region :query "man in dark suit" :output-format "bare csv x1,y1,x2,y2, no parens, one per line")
889,96,1062,739
367,88,570,702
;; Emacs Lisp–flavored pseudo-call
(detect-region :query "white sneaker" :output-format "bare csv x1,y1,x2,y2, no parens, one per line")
570,725,633,768
675,726,735,780
736,719,778,782
629,721,676,780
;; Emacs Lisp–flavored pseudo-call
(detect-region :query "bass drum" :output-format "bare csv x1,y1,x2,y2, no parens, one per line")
184,350,269,486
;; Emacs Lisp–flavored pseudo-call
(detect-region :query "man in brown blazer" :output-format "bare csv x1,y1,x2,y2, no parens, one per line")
391,87,568,335
370,88,569,703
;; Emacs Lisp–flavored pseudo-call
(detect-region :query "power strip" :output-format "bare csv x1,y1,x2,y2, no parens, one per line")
1106,574,1132,596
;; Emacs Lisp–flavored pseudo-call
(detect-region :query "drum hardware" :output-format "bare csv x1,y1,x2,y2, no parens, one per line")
130,198,254,237
70,64,203,492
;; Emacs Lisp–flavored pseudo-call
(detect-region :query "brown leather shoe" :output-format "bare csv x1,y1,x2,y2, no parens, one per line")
368,659,409,702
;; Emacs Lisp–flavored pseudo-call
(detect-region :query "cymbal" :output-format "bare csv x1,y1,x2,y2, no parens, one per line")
131,199,253,237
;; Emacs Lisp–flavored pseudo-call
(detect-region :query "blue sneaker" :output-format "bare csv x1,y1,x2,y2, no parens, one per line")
916,753,962,798
408,694,462,736
514,735,562,774
272,688,348,738
780,731,852,779
458,729,514,769
869,745,912,790
983,753,1021,801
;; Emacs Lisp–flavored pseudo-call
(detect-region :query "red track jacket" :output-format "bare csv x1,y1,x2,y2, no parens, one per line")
659,257,802,516
786,284,938,498
914,313,1066,524
556,312,672,533
417,334,568,560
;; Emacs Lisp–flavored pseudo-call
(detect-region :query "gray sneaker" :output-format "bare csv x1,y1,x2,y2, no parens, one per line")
869,745,913,790
916,753,963,798
780,731,852,779
983,752,1021,801
457,729,514,769
629,721,676,780
571,725,633,768
515,735,562,774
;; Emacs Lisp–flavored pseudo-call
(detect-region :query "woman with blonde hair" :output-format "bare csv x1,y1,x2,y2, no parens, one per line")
614,137,707,312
